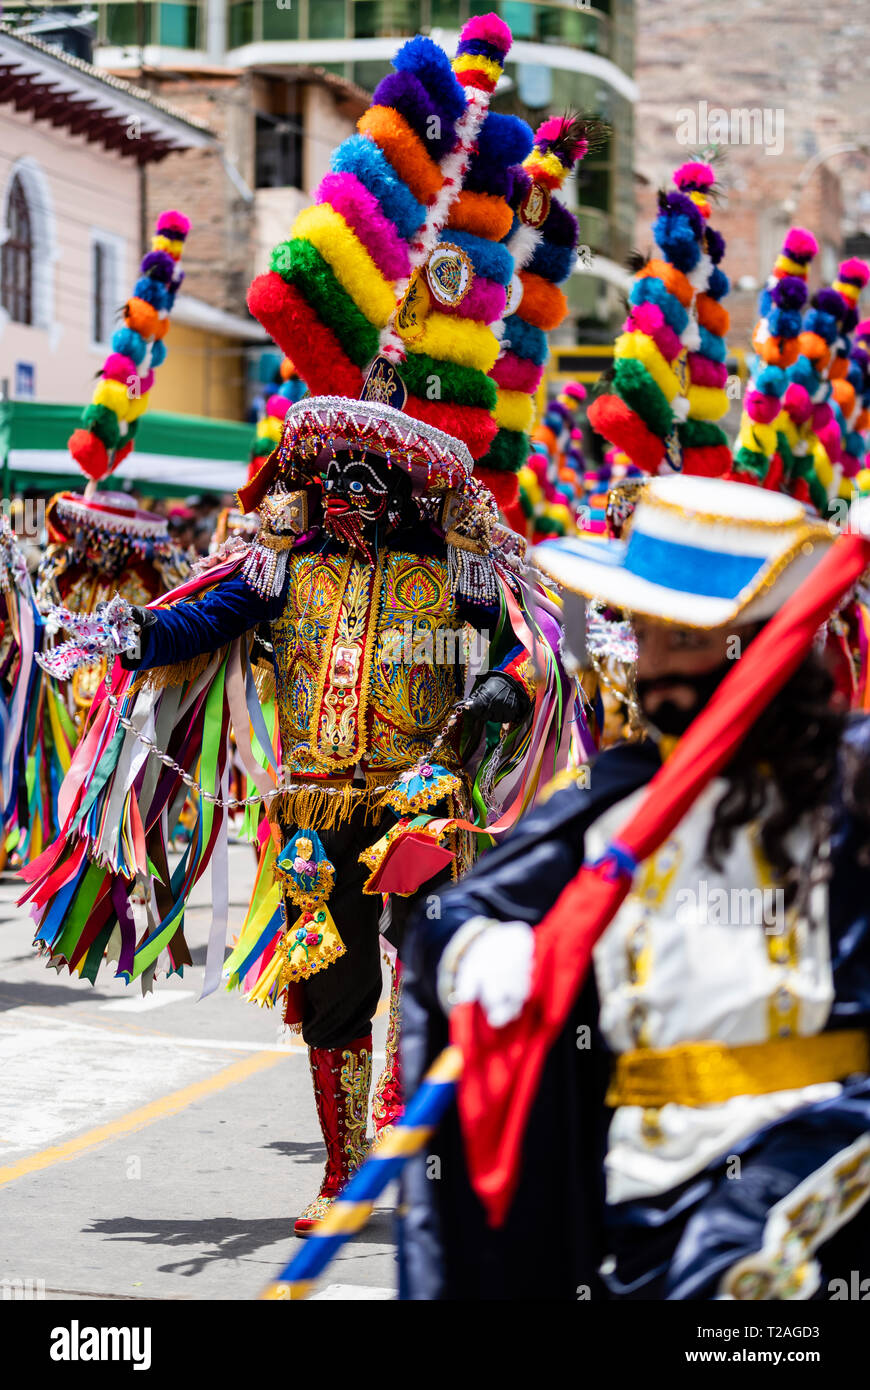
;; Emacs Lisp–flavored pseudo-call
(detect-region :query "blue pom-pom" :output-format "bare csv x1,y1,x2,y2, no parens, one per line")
789,355,817,391
504,316,548,366
698,325,726,362
476,111,534,170
756,365,787,396
133,276,170,309
392,35,465,120
804,308,837,343
528,238,576,284
706,266,730,301
629,276,689,334
330,135,425,241
768,307,802,339
445,228,513,286
112,327,146,364
653,212,701,272
150,338,168,368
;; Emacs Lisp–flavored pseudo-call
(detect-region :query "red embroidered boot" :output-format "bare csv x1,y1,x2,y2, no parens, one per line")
372,959,404,1144
294,1034,372,1237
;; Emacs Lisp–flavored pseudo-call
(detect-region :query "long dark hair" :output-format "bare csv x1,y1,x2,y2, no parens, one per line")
704,650,848,903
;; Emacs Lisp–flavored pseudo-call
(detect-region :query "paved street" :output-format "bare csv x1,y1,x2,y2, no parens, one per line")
0,845,397,1301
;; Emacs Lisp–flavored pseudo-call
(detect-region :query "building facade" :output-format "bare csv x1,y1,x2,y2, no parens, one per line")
633,0,870,344
0,23,217,406
13,0,638,345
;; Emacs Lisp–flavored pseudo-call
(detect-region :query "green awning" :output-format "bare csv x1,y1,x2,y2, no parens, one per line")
0,400,252,499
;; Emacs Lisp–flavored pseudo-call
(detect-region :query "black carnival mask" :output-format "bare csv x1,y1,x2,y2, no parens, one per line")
321,452,409,559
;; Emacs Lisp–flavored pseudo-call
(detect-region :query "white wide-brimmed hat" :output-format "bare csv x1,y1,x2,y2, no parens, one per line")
532,475,834,629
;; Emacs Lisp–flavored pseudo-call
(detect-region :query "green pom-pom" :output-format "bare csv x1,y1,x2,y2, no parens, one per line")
82,404,122,450
396,353,497,410
479,428,530,474
252,434,274,457
613,358,673,439
775,430,797,482
272,239,379,368
732,446,767,479
678,418,728,448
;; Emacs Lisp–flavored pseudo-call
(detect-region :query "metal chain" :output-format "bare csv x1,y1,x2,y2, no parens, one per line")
102,663,471,811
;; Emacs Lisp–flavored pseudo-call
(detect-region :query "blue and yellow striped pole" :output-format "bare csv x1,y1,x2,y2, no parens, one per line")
260,1044,464,1300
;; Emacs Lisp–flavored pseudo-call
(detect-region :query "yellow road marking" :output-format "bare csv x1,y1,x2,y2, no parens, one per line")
0,1049,289,1187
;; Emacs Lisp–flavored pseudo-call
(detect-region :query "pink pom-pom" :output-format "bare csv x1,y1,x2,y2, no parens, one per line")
673,161,715,191
460,12,512,56
783,227,818,259
563,381,587,402
535,117,568,144
838,258,870,287
102,353,138,384
784,382,812,423
139,370,155,394
266,394,291,419
746,390,781,425
156,209,191,237
856,319,870,339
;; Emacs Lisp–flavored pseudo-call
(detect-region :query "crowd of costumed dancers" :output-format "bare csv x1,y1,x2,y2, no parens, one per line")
1,9,870,1301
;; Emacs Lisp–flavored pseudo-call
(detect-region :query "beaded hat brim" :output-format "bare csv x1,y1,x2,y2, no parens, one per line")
532,475,835,630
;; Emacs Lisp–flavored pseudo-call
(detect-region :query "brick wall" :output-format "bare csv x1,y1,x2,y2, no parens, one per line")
634,0,870,347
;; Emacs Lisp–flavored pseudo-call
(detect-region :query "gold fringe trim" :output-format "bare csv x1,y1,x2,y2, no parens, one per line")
282,938,346,984
253,661,276,704
268,769,407,833
131,648,225,693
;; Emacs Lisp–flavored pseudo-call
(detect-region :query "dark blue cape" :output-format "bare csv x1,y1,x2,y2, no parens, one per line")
398,726,870,1300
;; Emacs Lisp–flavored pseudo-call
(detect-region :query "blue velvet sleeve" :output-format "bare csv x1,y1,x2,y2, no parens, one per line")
137,574,286,671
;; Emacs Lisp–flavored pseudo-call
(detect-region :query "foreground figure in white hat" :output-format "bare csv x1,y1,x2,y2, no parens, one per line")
399,474,870,1300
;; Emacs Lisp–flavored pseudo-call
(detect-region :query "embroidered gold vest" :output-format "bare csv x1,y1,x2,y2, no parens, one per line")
270,547,466,781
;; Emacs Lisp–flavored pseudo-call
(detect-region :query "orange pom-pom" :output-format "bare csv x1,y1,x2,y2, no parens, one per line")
796,331,829,366
636,259,694,308
696,294,730,337
447,191,513,241
124,297,160,338
357,108,443,204
517,272,567,331
752,332,799,368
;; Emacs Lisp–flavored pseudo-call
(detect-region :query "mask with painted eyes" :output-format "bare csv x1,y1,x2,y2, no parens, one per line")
321,451,411,559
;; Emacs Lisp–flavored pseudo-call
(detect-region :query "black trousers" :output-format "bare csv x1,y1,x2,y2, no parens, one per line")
294,811,455,1050
298,815,385,1050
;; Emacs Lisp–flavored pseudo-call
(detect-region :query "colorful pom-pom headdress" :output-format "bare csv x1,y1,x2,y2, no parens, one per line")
68,210,189,484
244,14,589,518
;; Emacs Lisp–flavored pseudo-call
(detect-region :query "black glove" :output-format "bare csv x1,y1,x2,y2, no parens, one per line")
119,605,157,670
463,671,531,747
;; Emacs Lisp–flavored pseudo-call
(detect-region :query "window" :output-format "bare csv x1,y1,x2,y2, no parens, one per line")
1,176,33,325
90,232,122,347
255,111,303,189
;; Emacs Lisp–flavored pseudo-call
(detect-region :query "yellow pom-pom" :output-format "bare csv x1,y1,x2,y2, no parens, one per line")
615,332,681,403
855,469,870,494
292,204,395,328
493,388,535,434
737,422,777,456
93,379,131,418
410,313,499,373
687,385,729,422
261,415,283,443
125,390,150,423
